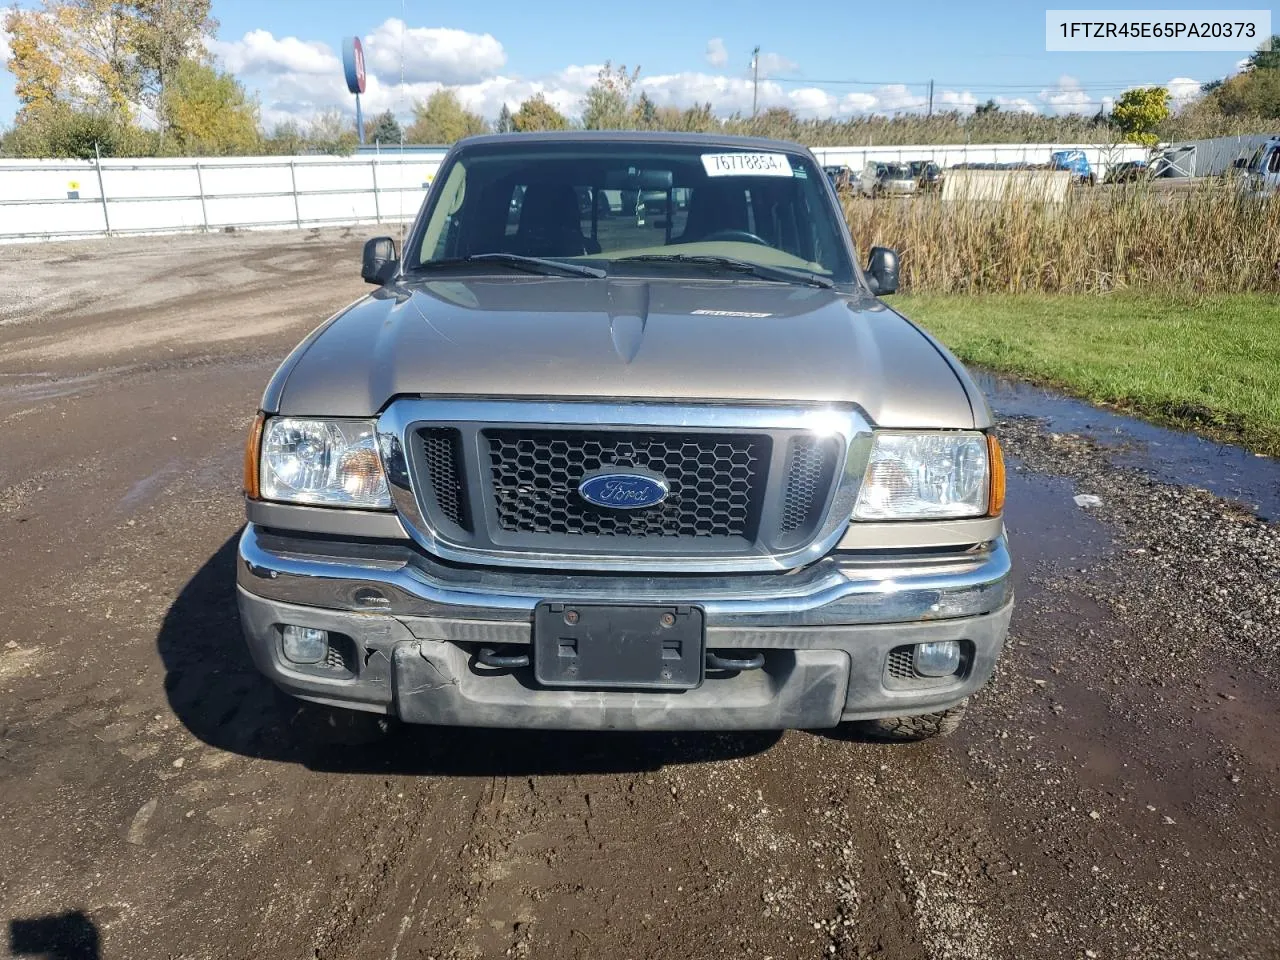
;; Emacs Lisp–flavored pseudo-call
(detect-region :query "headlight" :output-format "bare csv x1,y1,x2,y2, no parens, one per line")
853,431,991,520
258,417,390,508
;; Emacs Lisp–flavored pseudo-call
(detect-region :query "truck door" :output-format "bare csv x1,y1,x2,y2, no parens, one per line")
1264,144,1280,195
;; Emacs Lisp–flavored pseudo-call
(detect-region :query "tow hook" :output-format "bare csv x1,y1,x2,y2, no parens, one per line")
706,651,765,672
477,646,531,669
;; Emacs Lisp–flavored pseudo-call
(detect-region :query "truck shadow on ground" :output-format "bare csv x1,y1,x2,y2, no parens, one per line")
9,910,101,960
157,534,781,775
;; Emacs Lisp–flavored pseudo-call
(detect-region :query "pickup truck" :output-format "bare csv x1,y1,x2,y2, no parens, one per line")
238,131,1012,740
1050,149,1097,186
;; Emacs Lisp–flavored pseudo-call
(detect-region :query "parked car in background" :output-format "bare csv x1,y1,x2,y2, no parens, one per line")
1050,150,1096,186
1104,160,1154,185
908,161,942,192
861,161,917,197
823,165,857,191
1233,136,1280,195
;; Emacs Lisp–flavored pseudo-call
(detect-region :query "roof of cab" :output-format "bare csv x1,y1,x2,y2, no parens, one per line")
450,129,814,154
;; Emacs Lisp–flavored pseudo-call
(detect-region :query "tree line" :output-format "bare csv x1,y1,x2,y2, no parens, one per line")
2,2,1276,159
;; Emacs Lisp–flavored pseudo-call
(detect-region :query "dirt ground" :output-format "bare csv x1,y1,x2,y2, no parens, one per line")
0,228,1277,960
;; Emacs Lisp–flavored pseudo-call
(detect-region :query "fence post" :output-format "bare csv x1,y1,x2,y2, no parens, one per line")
288,159,301,229
93,142,112,237
371,152,382,223
194,161,208,232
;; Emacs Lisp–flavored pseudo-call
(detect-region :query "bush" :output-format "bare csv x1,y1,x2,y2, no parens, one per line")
1,106,157,158
844,183,1280,294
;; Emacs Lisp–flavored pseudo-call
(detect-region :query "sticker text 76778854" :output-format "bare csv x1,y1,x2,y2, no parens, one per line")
701,153,794,178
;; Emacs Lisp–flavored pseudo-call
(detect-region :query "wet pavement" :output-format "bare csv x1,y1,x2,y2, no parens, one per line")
977,371,1280,521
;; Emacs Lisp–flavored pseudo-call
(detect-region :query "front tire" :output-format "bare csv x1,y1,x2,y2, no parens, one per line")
849,698,969,741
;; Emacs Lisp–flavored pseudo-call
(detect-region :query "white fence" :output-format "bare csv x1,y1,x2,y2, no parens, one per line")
0,150,447,243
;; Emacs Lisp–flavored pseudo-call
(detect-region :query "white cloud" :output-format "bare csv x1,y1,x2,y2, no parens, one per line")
209,19,514,130
936,89,979,111
874,83,927,113
756,51,797,76
207,30,338,76
705,37,727,69
1038,74,1096,115
1165,76,1202,107
994,96,1040,115
205,17,1201,131
837,91,879,114
0,26,11,66
362,18,505,85
788,86,836,115
640,71,774,114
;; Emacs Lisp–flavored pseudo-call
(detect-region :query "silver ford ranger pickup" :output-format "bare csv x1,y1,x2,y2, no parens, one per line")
237,131,1012,740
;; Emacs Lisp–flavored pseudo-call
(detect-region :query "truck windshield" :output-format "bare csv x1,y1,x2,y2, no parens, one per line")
411,141,855,284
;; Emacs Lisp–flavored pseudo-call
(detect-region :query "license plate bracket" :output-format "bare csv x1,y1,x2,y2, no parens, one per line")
533,602,705,690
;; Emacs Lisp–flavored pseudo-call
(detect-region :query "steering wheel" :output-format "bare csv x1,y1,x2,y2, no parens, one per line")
698,229,770,246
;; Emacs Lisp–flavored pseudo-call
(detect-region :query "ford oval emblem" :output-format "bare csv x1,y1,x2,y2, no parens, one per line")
578,472,669,510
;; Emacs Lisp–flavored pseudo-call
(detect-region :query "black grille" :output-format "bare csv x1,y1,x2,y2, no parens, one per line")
484,429,767,538
780,437,837,534
887,647,915,680
419,428,468,530
323,638,357,676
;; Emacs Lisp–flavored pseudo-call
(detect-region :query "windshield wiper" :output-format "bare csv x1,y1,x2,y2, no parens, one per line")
411,253,605,279
616,254,835,289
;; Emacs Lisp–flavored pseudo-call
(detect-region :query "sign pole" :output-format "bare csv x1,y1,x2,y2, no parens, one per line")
343,36,368,145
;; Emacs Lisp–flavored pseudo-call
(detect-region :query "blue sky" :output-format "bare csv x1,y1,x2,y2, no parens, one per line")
0,0,1264,128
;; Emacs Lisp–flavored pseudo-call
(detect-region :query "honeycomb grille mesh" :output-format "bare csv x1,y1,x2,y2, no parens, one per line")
420,428,468,530
887,647,915,680
780,437,835,534
484,429,766,538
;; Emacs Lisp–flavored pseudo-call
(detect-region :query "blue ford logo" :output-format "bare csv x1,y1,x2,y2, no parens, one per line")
578,472,669,510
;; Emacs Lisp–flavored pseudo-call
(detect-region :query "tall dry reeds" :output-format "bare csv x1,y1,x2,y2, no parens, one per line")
843,180,1280,294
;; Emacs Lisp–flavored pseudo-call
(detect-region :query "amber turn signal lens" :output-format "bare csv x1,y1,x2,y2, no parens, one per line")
243,412,265,499
987,434,1006,516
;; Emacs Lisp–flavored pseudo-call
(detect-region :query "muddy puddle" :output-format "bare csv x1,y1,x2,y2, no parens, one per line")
1002,461,1113,585
976,370,1280,520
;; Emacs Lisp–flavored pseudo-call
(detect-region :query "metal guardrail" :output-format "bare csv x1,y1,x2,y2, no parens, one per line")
0,154,435,242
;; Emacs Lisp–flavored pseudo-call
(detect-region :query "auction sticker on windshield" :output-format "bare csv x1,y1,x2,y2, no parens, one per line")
702,153,794,177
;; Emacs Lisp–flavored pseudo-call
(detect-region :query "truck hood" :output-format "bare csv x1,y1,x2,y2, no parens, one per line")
270,277,982,429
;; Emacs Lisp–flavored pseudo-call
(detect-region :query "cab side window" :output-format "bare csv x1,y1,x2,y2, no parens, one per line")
1268,148,1280,174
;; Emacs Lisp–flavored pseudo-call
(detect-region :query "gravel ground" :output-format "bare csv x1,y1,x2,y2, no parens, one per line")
0,230,1276,960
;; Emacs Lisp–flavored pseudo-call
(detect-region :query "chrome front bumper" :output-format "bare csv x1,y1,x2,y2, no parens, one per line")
236,524,1014,729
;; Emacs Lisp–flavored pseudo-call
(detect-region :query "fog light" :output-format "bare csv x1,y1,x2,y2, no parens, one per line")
282,625,328,664
913,640,961,677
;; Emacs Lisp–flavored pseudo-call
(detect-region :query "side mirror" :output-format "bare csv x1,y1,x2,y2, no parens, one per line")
866,246,899,296
362,236,399,285
1232,157,1247,169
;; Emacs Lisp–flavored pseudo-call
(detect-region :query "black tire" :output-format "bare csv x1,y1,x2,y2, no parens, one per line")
849,698,969,742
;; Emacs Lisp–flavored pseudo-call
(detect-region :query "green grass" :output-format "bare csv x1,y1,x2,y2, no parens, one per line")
899,294,1280,457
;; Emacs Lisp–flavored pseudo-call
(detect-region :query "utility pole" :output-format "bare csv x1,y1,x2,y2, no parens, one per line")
751,46,760,119
927,79,934,118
